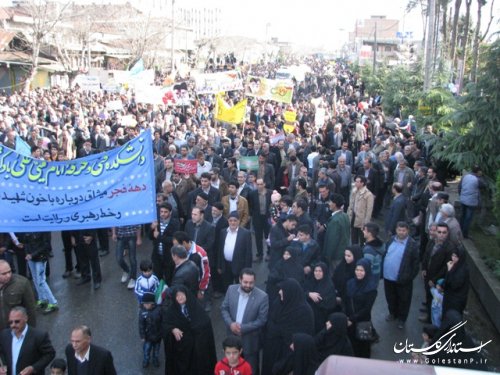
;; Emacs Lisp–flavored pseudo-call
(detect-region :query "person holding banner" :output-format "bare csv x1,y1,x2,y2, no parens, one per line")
72,230,102,290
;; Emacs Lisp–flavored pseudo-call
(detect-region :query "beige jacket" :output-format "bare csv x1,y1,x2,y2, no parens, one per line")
348,185,374,228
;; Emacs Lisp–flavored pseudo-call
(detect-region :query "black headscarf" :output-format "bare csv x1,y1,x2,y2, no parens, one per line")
292,333,320,375
163,285,210,332
270,278,314,343
314,312,354,361
346,258,378,298
332,245,363,299
304,262,337,310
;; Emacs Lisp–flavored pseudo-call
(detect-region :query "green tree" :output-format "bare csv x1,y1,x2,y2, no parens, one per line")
432,40,500,180
382,64,424,118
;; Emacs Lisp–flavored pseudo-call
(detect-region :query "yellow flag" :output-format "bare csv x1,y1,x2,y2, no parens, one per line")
283,124,295,134
215,94,247,124
284,111,297,123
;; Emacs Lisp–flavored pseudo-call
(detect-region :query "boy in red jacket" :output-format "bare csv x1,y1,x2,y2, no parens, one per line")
214,336,252,375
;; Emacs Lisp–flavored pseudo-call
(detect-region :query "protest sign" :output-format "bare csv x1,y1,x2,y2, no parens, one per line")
174,159,197,174
245,76,294,104
239,156,259,171
0,130,157,232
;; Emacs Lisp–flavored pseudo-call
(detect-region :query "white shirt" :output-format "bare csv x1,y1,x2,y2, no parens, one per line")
75,346,91,363
11,325,28,375
236,287,251,324
196,161,212,178
223,227,239,261
229,196,238,212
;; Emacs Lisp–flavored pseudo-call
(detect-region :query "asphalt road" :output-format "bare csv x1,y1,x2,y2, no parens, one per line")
34,230,497,374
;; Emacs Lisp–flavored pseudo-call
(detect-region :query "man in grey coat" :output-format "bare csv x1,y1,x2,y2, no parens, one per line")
220,268,269,375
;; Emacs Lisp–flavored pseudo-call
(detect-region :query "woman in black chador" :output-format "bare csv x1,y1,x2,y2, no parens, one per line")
304,262,338,333
262,278,314,375
345,258,378,358
162,285,216,375
314,312,354,362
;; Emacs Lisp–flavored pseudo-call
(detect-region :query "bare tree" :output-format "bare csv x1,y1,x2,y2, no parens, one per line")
15,0,73,92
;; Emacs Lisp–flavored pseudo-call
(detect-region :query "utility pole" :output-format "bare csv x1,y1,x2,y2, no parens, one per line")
372,21,377,73
424,0,436,91
170,0,175,71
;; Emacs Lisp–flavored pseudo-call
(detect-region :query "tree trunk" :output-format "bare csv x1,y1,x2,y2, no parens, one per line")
458,0,473,91
441,0,448,56
425,0,437,91
470,0,484,82
24,42,40,93
449,0,463,64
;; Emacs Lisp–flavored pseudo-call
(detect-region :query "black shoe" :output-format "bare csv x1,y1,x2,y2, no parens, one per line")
76,278,91,285
385,314,396,322
152,358,159,368
99,250,109,257
142,361,149,368
62,271,72,279
94,282,101,290
48,251,54,258
419,308,427,313
398,320,405,329
253,255,263,263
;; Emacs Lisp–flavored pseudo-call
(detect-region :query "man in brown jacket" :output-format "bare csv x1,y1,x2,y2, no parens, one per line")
0,260,37,330
347,175,374,245
221,181,250,228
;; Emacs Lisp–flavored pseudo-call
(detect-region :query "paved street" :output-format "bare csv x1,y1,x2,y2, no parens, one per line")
34,230,497,374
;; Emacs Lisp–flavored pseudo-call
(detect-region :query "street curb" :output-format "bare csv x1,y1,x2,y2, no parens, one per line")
464,238,500,334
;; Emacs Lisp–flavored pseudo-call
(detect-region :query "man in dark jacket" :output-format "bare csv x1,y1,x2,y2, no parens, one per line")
0,306,55,374
385,182,407,236
150,203,180,284
268,214,298,269
362,222,385,279
169,245,199,296
382,221,419,329
420,222,453,322
0,260,36,330
66,325,117,375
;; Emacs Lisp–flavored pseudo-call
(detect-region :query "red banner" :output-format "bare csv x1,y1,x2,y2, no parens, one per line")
174,159,197,174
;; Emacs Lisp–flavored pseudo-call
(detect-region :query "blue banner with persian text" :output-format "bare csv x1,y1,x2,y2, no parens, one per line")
0,129,157,232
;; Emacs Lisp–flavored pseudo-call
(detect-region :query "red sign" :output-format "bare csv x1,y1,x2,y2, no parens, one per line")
174,159,197,174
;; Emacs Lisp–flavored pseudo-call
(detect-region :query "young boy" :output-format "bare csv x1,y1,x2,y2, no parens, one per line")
50,358,67,375
429,278,445,327
214,336,252,375
134,260,160,303
139,292,162,368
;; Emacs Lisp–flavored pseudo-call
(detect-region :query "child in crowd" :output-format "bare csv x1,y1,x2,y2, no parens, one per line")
429,278,445,327
412,324,438,364
50,358,67,375
134,260,160,303
139,292,162,368
214,336,252,375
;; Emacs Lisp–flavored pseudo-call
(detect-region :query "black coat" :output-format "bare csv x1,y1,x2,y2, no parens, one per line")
189,186,221,208
139,304,162,343
170,260,199,296
248,189,272,218
217,227,252,276
442,246,469,315
163,286,216,375
269,222,293,269
185,220,215,255
0,326,55,374
385,194,408,234
422,239,453,283
382,235,420,285
65,343,117,375
149,217,180,285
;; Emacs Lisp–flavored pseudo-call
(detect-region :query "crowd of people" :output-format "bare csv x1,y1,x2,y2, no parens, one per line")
0,56,488,374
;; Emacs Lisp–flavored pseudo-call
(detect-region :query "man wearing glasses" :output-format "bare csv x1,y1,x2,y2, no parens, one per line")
0,306,55,375
0,261,36,330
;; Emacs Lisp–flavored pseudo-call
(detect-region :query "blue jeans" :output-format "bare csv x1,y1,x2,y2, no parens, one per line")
115,237,137,279
460,203,476,238
28,260,57,304
143,341,160,363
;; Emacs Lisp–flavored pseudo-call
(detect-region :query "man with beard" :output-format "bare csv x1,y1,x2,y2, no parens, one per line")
220,268,269,375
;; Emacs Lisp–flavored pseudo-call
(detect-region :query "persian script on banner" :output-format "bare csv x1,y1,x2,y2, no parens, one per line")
174,159,198,174
0,130,157,232
244,76,294,104
194,70,243,94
